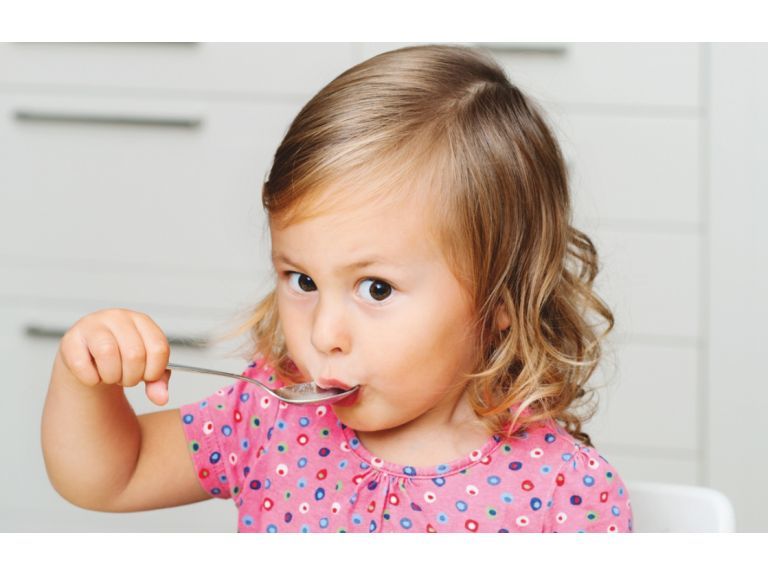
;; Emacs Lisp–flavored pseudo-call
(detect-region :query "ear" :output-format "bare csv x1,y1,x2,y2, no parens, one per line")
495,304,511,332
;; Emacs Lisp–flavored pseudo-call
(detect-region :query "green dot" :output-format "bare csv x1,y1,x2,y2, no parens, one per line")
216,404,225,410
285,491,291,500
503,444,512,453
251,417,261,428
586,511,598,521
335,481,343,491
189,441,200,453
487,507,497,518
321,428,330,437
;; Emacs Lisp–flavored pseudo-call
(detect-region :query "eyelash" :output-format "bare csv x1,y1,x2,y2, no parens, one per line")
283,271,396,303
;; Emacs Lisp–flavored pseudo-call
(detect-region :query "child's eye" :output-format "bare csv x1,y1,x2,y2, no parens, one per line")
357,278,394,303
287,272,317,293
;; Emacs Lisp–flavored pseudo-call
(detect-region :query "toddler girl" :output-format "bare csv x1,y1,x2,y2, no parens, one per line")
42,44,632,532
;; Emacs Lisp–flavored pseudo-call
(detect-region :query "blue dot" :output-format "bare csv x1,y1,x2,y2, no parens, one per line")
509,461,523,471
267,524,278,533
456,500,468,512
352,514,363,525
219,474,227,483
240,393,250,402
410,502,422,512
200,401,208,408
501,492,514,504
210,452,221,464
284,512,293,524
403,466,417,476
249,480,261,490
315,488,326,501
319,447,331,457
298,478,307,489
243,466,251,477
432,477,446,487
436,464,450,474
301,525,310,533
612,506,621,517
298,457,308,468
350,438,360,448
487,475,501,486
437,513,449,524
241,439,250,450
562,453,573,462
299,417,310,427
276,420,287,430
338,460,348,469
367,480,378,491
570,495,583,506
583,475,595,487
222,425,233,437
545,433,556,443
360,462,370,470
369,520,377,532
243,515,254,526
211,488,221,496
530,497,542,511
320,518,329,529
182,414,194,424
400,518,413,529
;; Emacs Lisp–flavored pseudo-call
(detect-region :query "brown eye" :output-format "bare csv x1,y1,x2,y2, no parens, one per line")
288,272,317,292
358,279,393,302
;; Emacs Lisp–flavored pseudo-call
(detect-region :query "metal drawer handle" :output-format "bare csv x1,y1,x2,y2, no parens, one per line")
24,324,209,349
477,43,568,56
14,109,203,129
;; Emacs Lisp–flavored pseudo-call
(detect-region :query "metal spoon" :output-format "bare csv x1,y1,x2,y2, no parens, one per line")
166,362,359,405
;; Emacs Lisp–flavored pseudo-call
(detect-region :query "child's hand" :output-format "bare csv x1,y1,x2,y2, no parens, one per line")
57,309,172,406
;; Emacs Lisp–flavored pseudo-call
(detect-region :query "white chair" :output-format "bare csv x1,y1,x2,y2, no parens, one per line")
627,481,736,532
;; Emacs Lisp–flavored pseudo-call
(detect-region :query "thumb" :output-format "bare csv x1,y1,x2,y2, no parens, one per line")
145,369,171,406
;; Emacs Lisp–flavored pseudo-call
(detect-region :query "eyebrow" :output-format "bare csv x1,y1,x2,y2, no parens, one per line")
271,252,400,272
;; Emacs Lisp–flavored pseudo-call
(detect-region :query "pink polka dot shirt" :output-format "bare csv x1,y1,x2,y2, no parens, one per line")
179,356,633,532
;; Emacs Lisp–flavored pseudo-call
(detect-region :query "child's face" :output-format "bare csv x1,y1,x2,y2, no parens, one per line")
270,185,480,436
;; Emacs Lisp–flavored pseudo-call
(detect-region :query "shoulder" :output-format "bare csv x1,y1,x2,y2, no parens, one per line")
505,421,633,532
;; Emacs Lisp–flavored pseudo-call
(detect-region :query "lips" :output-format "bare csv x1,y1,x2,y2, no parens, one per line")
317,378,354,391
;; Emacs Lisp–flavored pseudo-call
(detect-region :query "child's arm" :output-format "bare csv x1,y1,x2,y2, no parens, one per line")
41,309,210,512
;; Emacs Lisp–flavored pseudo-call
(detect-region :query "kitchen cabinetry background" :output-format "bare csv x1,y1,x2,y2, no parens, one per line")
0,43,763,531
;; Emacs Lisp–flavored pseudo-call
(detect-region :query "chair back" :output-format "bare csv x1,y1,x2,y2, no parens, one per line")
628,481,735,532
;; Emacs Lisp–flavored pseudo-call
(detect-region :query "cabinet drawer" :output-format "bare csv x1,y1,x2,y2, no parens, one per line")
592,228,701,340
360,43,701,109
585,339,699,452
0,301,255,531
0,43,356,97
0,92,292,304
554,112,701,226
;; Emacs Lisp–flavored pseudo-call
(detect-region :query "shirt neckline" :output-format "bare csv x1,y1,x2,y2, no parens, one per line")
340,424,503,479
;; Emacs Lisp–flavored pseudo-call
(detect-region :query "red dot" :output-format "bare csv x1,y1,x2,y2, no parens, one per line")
263,498,274,510
600,491,609,502
427,524,437,533
522,480,534,491
199,469,209,479
234,410,242,422
317,468,327,480
556,473,565,486
465,519,478,532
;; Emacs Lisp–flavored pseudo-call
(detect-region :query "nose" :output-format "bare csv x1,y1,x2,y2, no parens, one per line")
310,293,351,355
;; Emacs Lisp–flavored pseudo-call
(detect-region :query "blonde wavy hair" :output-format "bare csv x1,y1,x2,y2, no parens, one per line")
226,44,613,446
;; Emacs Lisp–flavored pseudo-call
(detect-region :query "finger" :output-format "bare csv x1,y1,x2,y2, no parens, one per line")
145,369,171,406
60,329,101,386
86,328,123,385
103,315,148,388
130,313,171,382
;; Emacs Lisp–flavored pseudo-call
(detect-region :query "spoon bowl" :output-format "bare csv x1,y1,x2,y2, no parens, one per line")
166,362,359,405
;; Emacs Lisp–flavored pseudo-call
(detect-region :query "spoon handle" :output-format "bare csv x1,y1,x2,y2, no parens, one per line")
166,362,282,401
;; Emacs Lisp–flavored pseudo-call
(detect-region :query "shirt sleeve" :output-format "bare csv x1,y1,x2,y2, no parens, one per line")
178,357,281,500
544,444,633,532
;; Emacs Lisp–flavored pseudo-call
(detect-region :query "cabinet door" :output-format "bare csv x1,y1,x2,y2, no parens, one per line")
0,301,258,532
